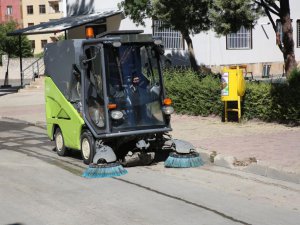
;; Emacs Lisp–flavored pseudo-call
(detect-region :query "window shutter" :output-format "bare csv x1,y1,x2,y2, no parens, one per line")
297,20,300,48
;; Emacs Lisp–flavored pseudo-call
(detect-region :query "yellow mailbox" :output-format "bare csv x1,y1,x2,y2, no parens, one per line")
221,66,246,122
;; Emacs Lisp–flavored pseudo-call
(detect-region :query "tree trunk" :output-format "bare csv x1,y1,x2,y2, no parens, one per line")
3,55,10,86
181,31,198,72
280,0,297,76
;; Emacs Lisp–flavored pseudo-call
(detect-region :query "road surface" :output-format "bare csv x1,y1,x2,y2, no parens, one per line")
0,118,299,225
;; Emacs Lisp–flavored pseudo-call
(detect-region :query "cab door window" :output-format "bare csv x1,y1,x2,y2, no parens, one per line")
84,46,105,129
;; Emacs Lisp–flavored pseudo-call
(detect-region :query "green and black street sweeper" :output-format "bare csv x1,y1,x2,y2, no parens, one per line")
44,30,203,178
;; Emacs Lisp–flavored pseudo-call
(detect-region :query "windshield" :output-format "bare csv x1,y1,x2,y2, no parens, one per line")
104,44,166,131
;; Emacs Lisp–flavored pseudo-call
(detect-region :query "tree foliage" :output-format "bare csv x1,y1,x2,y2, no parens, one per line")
0,21,33,58
153,0,211,34
210,0,262,34
0,21,33,86
119,0,152,26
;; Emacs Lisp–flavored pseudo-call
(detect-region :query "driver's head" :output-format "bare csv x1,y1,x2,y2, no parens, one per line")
132,70,140,86
132,76,140,85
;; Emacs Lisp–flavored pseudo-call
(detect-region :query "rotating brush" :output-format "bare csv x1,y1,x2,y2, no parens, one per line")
164,152,203,168
82,162,128,178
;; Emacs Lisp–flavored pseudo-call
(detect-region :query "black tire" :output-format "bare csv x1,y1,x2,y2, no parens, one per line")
54,127,67,156
81,131,95,165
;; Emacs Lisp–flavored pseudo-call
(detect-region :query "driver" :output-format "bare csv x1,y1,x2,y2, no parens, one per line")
127,72,150,125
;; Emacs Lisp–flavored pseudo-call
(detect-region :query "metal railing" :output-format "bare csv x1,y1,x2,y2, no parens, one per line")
22,57,45,84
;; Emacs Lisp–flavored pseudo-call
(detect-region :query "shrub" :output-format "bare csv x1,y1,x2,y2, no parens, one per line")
244,69,300,124
163,68,300,125
164,69,222,116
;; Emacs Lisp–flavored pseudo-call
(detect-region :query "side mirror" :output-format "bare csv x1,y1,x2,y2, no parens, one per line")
152,45,165,56
158,45,165,55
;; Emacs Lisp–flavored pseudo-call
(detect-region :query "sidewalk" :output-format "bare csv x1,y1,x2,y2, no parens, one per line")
0,81,299,183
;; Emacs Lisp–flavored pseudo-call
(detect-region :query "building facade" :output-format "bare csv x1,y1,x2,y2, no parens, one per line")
64,0,300,76
21,0,63,54
0,0,22,24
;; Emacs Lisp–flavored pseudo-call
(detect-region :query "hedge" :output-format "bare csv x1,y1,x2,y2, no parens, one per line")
164,69,222,116
163,69,300,125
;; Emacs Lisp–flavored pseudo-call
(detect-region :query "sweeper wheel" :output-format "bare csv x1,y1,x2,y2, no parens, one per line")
81,131,95,165
54,127,67,156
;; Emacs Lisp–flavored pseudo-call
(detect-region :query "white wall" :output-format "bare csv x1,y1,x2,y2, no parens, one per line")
192,17,284,66
1,56,41,80
190,0,300,66
192,15,300,66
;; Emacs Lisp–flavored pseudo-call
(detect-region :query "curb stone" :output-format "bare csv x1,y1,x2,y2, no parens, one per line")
196,148,211,164
242,163,300,184
196,148,300,184
214,154,237,169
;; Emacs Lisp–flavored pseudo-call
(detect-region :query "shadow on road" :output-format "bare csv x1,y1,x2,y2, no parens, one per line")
0,119,85,176
0,119,170,168
0,86,20,97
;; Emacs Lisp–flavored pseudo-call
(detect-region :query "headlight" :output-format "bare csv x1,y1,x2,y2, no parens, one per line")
162,106,174,115
111,110,123,120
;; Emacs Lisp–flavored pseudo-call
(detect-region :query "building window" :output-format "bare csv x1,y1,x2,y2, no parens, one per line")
226,26,252,50
49,1,60,13
39,5,46,14
297,20,300,48
41,40,48,48
27,5,33,14
153,20,184,50
31,40,35,49
6,6,13,15
28,23,34,27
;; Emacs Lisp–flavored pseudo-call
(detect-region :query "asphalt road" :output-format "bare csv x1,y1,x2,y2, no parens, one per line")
0,118,299,225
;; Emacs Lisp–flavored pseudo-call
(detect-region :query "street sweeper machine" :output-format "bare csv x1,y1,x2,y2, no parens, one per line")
44,30,203,178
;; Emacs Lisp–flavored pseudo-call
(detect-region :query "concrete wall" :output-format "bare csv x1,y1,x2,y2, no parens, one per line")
1,56,40,80
191,18,300,67
211,61,287,78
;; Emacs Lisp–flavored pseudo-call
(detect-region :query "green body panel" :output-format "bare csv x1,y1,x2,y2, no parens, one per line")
45,77,85,150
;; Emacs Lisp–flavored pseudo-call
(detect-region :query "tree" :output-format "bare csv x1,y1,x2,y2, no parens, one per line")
119,0,212,72
121,0,297,75
210,0,297,76
0,21,33,86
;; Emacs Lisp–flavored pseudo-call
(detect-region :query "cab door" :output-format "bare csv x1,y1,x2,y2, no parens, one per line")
82,45,108,135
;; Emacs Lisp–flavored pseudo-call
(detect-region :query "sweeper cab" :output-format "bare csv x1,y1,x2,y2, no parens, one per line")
44,30,203,178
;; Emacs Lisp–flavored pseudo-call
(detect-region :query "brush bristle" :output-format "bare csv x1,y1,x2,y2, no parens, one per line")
164,152,204,168
82,162,128,178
